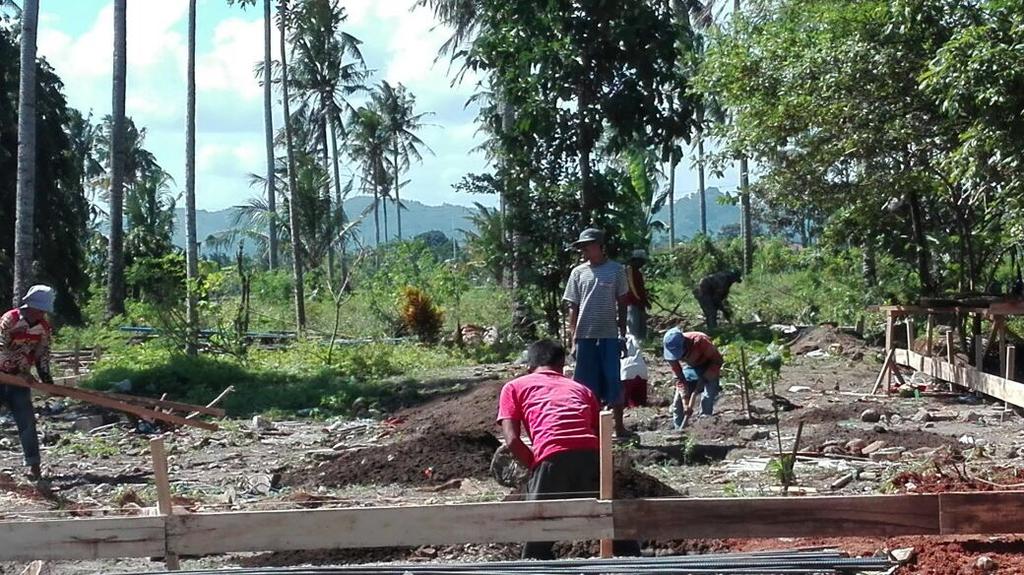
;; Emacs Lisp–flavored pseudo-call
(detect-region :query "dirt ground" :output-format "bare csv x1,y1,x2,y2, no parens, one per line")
2,326,1024,573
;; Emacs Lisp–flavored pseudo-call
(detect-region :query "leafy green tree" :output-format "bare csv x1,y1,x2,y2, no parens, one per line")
0,27,90,321
697,0,990,294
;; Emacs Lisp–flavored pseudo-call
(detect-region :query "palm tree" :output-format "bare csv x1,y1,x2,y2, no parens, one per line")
185,0,199,355
288,0,365,267
227,0,280,270
12,0,39,306
347,104,389,247
375,81,433,241
278,0,306,331
107,0,128,317
125,166,178,260
263,0,279,270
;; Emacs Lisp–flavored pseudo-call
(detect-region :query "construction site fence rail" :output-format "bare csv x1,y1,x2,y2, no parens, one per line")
1,491,1023,562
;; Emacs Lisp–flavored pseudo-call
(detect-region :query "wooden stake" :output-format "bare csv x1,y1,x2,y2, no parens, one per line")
998,318,1008,379
975,335,985,370
871,349,894,395
599,411,614,559
946,330,955,366
926,314,934,357
72,342,81,377
1003,345,1016,423
884,311,894,355
150,438,180,570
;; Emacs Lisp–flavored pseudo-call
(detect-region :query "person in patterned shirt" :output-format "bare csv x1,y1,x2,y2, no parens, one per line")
0,285,56,479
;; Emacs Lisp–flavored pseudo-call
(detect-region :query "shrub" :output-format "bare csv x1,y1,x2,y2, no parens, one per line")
400,286,444,343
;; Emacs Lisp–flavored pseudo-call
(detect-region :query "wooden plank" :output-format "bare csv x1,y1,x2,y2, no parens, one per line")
50,376,225,417
599,411,613,559
167,499,613,555
0,516,166,561
614,495,940,540
0,374,217,431
946,330,955,365
940,492,1024,534
150,438,180,570
894,349,1024,409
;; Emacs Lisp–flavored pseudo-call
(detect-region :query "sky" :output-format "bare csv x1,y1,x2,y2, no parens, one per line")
35,0,739,212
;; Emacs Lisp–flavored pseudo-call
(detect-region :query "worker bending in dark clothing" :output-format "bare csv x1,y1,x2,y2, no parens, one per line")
693,271,742,330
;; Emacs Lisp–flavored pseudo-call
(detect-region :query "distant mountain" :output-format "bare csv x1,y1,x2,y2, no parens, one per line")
654,186,741,242
172,197,474,254
172,188,738,253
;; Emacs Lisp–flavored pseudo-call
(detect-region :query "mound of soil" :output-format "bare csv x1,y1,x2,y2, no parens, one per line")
391,380,504,435
789,326,869,359
891,467,1024,494
803,422,957,452
286,431,501,488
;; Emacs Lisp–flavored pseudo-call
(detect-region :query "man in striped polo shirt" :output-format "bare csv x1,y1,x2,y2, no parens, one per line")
563,228,631,438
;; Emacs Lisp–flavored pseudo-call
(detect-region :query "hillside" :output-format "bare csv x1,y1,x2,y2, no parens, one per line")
173,188,739,253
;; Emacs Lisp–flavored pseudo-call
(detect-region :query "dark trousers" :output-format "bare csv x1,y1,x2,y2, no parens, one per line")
0,383,40,466
523,450,640,560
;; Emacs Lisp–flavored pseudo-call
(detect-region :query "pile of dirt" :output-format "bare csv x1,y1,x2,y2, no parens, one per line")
283,381,505,488
285,431,501,488
802,422,957,453
789,325,869,359
891,467,1024,494
390,381,504,436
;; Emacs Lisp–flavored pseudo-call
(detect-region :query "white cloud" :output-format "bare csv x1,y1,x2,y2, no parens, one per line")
198,142,261,178
197,16,279,101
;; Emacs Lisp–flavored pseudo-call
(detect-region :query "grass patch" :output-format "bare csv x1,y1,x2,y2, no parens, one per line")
84,340,466,417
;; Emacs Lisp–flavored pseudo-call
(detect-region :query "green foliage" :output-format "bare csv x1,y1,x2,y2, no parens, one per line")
0,28,90,322
697,0,1021,295
85,340,461,416
125,253,186,305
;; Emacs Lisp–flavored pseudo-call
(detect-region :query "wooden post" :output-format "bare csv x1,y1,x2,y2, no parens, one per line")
926,314,934,357
150,437,180,570
884,311,894,355
946,330,955,366
998,318,1008,379
975,335,985,370
1008,345,1017,382
599,411,614,559
1003,345,1016,423
905,317,915,352
871,349,894,395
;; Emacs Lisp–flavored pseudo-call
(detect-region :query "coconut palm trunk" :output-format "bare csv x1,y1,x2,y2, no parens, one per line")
107,0,128,317
263,0,279,270
13,0,39,306
329,120,347,281
279,0,306,331
393,143,403,240
185,0,200,355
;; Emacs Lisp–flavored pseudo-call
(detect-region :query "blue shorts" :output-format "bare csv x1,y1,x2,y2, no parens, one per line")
573,338,623,406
